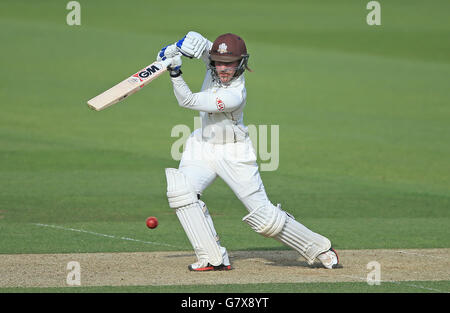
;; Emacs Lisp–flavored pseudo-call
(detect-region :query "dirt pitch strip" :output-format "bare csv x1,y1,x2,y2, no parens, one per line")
0,249,449,289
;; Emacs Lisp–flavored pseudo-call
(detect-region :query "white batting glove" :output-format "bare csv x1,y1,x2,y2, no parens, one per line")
167,53,183,77
156,44,179,62
176,31,208,59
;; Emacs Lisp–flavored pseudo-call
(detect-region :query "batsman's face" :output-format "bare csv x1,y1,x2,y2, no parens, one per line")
215,61,239,84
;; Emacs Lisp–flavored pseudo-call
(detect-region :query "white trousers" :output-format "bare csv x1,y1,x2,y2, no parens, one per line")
179,129,273,213
177,130,332,266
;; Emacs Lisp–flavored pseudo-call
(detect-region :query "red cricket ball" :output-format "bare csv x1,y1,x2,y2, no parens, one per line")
146,216,158,229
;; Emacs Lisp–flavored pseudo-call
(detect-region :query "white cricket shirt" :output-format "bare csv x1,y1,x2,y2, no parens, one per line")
170,44,249,144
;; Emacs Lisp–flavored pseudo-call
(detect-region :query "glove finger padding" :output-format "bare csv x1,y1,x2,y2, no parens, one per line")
178,31,208,59
180,41,195,50
193,40,207,58
168,54,182,70
157,44,179,61
166,54,182,77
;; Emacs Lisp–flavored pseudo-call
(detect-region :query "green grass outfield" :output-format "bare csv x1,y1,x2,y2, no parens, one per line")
1,0,449,294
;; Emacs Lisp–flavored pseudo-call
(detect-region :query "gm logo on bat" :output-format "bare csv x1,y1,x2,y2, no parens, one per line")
132,65,160,82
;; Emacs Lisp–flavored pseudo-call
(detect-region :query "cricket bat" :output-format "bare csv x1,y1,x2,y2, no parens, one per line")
87,58,171,111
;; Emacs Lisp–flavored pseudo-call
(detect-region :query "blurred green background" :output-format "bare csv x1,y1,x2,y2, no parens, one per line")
0,0,449,259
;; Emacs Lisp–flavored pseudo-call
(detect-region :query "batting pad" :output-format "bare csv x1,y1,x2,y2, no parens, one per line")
243,203,331,264
275,215,331,264
165,168,223,266
176,203,223,266
242,203,287,237
165,168,197,209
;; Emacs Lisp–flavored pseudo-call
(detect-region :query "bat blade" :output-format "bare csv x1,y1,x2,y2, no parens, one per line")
87,59,170,111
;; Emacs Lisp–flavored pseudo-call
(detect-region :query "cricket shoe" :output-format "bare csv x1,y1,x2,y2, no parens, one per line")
188,262,232,272
317,248,339,269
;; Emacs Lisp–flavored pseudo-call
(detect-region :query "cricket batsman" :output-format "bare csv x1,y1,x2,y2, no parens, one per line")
159,31,339,271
